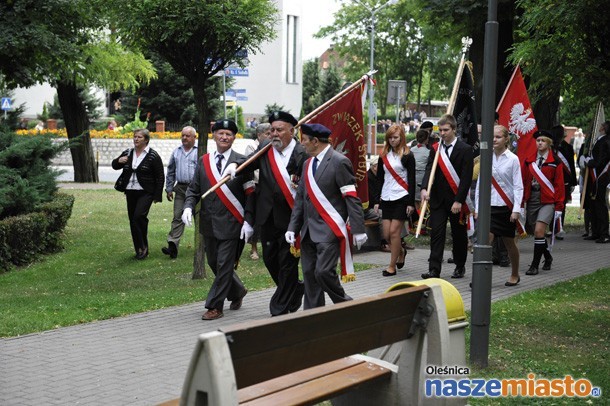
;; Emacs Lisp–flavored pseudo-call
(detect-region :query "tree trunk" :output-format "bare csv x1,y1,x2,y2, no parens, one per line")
190,76,213,280
56,81,98,183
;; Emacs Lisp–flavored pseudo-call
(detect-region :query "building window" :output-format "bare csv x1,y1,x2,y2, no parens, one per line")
286,15,298,84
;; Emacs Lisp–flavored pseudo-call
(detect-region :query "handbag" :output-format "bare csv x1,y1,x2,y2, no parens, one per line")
114,171,129,192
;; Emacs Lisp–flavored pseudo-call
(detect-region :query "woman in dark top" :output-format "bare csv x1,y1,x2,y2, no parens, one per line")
112,128,164,259
375,124,416,276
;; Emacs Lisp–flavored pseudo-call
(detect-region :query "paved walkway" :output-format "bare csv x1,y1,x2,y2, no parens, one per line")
1,231,608,405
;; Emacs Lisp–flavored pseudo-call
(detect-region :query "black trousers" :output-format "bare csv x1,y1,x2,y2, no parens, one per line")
428,204,468,274
591,181,610,238
204,236,246,311
261,219,304,316
125,190,154,255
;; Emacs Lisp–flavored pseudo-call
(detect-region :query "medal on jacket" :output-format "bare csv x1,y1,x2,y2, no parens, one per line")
290,174,299,189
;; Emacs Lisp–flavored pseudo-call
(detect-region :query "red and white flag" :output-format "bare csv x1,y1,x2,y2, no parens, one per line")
497,66,538,163
306,83,369,208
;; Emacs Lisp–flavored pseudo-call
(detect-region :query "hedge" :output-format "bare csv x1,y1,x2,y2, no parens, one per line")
0,192,74,272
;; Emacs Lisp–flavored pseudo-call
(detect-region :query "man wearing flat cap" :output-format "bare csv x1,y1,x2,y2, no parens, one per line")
182,119,255,320
286,123,368,309
239,111,307,316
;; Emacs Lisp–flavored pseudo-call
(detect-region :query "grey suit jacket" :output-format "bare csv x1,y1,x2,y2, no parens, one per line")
288,146,365,243
184,150,254,240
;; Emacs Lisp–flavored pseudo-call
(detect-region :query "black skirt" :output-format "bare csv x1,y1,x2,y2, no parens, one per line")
380,195,408,220
490,206,516,237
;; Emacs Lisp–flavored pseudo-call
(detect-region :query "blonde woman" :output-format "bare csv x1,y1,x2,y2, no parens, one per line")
375,124,415,276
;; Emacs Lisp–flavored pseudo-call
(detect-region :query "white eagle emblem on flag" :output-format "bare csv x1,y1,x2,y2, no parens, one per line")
509,103,536,138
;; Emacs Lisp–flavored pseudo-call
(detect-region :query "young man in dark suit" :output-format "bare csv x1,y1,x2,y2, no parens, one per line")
420,114,474,279
286,123,367,309
182,119,254,320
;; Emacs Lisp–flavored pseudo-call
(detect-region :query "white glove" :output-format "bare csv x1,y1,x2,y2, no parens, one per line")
240,221,254,241
352,233,368,250
578,155,586,169
285,231,296,245
181,207,193,227
520,208,526,221
226,163,238,179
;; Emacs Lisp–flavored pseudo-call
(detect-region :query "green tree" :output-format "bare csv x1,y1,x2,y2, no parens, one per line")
320,65,342,105
302,59,322,115
0,0,156,182
109,0,278,278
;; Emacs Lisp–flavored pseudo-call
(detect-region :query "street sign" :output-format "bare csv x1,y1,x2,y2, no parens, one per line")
225,68,249,77
387,80,407,105
228,88,246,94
1,97,11,111
237,96,248,101
235,49,248,59
225,90,236,97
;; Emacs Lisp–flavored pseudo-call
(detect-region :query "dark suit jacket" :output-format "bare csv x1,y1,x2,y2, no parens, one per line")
112,148,164,202
556,141,577,186
184,150,254,240
421,138,473,210
247,139,308,230
288,146,365,243
587,134,610,190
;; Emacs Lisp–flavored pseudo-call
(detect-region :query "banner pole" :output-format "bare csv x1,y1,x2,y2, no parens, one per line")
201,72,374,200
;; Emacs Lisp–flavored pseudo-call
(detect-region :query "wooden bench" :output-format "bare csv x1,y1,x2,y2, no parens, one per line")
160,284,464,406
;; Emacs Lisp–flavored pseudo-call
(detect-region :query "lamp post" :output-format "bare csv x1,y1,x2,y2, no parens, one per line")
353,0,398,154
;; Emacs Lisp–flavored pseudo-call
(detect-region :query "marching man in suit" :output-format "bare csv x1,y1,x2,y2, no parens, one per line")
182,119,254,320
420,114,474,279
286,123,368,309
241,111,307,316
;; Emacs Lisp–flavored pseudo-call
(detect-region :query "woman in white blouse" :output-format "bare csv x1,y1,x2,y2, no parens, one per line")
475,125,523,286
375,125,416,276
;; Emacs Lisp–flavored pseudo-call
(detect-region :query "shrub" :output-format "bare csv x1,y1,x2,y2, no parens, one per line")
0,131,64,219
0,193,74,272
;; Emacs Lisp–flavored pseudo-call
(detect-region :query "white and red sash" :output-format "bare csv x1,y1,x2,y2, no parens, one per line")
268,147,296,207
382,154,409,192
268,147,301,250
435,144,474,235
529,162,555,195
491,175,526,236
556,151,572,177
202,153,245,224
304,158,355,280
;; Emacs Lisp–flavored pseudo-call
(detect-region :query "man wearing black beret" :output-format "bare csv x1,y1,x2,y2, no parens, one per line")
239,111,307,315
182,119,254,320
286,123,367,309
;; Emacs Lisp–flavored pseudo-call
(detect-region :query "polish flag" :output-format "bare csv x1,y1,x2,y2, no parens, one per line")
497,66,538,163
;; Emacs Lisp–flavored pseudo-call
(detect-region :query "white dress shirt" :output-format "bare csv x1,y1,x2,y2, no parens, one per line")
475,148,523,213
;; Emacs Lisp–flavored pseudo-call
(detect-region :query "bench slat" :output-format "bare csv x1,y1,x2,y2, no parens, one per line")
239,360,391,406
238,357,362,403
222,286,429,389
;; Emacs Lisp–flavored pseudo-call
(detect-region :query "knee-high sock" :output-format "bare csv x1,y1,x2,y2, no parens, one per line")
532,238,546,268
543,238,552,261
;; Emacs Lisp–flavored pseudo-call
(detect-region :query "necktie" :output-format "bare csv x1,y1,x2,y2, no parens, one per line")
538,156,544,167
312,157,318,176
216,154,223,173
443,143,452,155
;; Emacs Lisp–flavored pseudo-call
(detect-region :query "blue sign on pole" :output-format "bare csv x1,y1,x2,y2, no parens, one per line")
228,88,246,94
1,97,11,111
237,96,248,101
225,90,236,97
235,49,248,59
224,68,249,77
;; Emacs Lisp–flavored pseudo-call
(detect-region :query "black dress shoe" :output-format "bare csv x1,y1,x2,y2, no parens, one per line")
421,271,440,279
447,257,455,264
396,248,406,269
499,259,510,267
162,241,178,258
505,276,520,287
542,256,553,270
230,289,248,310
525,265,538,275
581,232,590,237
450,266,465,279
584,235,600,241
383,270,397,277
595,237,610,244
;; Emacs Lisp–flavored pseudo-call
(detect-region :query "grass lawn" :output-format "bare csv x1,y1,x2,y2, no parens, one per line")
467,268,609,405
0,189,369,337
